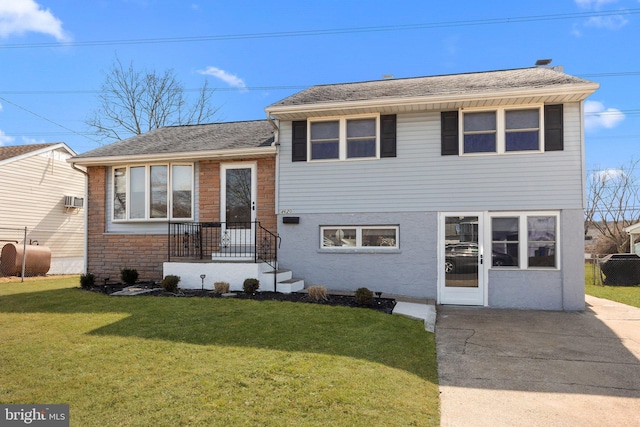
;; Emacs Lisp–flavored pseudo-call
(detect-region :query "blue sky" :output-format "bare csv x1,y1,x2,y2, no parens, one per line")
0,0,638,175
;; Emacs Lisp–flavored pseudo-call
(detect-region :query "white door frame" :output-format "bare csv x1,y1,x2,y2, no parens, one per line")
437,212,487,306
220,162,257,248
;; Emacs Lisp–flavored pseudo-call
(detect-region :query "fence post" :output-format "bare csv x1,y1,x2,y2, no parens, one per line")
21,227,27,282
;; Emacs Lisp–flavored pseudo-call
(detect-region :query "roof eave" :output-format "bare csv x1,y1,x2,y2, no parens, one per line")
266,83,600,119
69,146,276,166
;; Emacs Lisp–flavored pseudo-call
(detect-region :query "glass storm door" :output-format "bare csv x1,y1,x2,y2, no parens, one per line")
439,213,485,306
220,163,256,253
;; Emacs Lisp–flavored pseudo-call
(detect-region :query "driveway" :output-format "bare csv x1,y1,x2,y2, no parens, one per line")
436,295,640,426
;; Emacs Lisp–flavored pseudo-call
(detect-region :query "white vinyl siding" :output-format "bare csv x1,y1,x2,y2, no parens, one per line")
277,103,584,214
0,148,85,258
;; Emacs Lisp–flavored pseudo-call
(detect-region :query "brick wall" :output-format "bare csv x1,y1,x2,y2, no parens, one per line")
85,157,277,283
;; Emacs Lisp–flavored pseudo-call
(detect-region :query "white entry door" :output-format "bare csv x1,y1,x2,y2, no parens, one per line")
220,162,257,254
438,213,486,306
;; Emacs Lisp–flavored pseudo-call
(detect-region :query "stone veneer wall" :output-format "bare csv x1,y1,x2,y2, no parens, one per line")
85,157,276,283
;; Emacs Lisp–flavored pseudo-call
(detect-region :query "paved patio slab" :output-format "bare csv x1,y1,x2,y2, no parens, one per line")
436,295,640,426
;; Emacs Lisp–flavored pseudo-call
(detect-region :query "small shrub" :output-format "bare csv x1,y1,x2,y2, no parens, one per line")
161,275,181,292
307,285,327,302
120,268,139,285
243,278,260,294
214,281,230,294
79,273,95,289
355,287,374,306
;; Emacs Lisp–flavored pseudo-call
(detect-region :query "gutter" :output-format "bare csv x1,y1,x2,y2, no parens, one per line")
265,83,601,119
70,146,276,167
71,163,89,275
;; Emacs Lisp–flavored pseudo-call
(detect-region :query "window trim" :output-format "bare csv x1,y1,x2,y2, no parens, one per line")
489,211,560,270
111,162,195,222
460,105,544,156
308,114,380,162
319,225,399,250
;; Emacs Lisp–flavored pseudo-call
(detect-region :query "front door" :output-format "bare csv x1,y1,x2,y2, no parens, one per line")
439,213,485,306
220,162,257,254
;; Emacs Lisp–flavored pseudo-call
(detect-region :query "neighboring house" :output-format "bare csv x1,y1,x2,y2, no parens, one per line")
69,121,287,290
624,222,640,255
265,65,599,310
0,143,85,275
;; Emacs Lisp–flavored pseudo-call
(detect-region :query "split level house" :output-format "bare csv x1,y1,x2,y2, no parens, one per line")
70,65,599,310
0,143,85,275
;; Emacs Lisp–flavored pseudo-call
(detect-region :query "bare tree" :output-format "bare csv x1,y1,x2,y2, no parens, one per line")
87,57,219,143
585,159,640,254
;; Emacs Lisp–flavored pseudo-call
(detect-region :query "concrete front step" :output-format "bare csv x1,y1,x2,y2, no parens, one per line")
275,278,305,293
259,268,304,293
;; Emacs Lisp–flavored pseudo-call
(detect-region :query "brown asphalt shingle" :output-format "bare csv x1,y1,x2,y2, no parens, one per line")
73,120,274,159
267,67,595,108
0,143,58,162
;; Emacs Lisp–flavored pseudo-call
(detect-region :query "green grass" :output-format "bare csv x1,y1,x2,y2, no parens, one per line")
585,264,640,308
0,277,439,426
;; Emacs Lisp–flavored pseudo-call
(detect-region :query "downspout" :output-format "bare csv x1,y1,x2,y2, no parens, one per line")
266,113,280,218
267,113,280,289
71,163,89,274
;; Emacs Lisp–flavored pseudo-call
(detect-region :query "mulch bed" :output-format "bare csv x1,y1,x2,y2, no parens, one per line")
82,283,397,314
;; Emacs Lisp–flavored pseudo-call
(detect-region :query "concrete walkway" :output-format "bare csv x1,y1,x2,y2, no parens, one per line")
392,301,437,332
436,295,640,426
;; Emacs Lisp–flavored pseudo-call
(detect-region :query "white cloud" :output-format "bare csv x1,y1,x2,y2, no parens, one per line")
198,66,246,89
0,102,3,112
584,100,625,131
592,168,625,183
585,15,629,29
0,130,15,146
21,136,46,145
0,0,70,41
574,0,618,9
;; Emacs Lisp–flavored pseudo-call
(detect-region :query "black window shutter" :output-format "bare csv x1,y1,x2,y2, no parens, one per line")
380,114,397,158
291,120,307,162
441,111,459,155
544,104,564,151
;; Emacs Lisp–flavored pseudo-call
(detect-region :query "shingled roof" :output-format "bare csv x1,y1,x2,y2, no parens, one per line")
72,120,275,162
0,143,58,162
267,67,595,108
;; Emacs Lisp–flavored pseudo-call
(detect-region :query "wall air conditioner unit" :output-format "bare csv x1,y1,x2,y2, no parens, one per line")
64,196,84,208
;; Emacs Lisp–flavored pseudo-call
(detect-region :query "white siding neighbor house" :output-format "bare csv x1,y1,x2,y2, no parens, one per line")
265,65,599,310
0,143,86,274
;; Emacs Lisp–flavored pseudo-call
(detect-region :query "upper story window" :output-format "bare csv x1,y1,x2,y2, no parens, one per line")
309,116,378,161
441,104,562,156
292,115,396,162
462,107,542,155
113,163,193,222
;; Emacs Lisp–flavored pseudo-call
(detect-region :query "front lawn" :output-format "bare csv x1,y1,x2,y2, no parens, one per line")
0,276,439,426
585,264,640,308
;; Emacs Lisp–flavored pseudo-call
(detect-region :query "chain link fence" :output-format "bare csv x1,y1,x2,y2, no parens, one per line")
587,253,640,287
0,226,84,280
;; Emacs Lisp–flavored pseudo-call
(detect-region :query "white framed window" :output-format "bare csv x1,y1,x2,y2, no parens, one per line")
320,226,398,249
490,212,559,269
309,115,379,161
462,106,543,155
112,163,194,221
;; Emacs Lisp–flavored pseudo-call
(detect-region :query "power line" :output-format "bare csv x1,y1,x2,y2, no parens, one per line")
0,86,307,95
1,71,639,96
0,96,99,143
1,9,639,49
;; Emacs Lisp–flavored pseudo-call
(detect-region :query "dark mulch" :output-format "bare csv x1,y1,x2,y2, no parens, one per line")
82,283,397,314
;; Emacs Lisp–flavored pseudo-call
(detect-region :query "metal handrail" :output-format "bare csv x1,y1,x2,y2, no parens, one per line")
168,221,279,264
